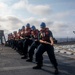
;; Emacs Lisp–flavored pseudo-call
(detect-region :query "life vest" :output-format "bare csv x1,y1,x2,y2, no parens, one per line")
40,28,50,42
25,28,31,37
20,30,25,38
8,34,13,40
8,35,10,40
12,34,15,40
14,33,20,40
18,31,21,36
31,29,39,39
10,35,14,40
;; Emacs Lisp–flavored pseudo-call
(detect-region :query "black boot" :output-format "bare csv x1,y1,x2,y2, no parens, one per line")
54,66,59,74
54,69,59,74
33,63,43,69
33,65,41,69
26,59,32,62
21,55,27,59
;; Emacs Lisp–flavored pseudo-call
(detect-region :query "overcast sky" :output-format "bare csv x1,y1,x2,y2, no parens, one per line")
0,0,75,39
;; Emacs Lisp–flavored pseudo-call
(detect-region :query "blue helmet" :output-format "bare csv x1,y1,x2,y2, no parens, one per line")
18,29,21,31
26,23,30,27
14,31,17,33
40,22,46,28
10,33,12,35
20,29,22,31
31,26,36,30
22,26,25,29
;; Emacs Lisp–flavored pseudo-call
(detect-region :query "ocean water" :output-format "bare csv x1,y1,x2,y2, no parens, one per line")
54,38,75,52
56,38,75,42
54,44,75,51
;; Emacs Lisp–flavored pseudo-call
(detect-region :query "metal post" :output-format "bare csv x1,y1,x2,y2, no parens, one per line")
0,30,6,44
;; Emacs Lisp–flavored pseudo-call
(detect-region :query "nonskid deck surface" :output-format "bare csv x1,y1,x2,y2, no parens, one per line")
0,45,75,75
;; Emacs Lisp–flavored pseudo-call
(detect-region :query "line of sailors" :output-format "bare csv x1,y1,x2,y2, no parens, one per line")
7,22,59,74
